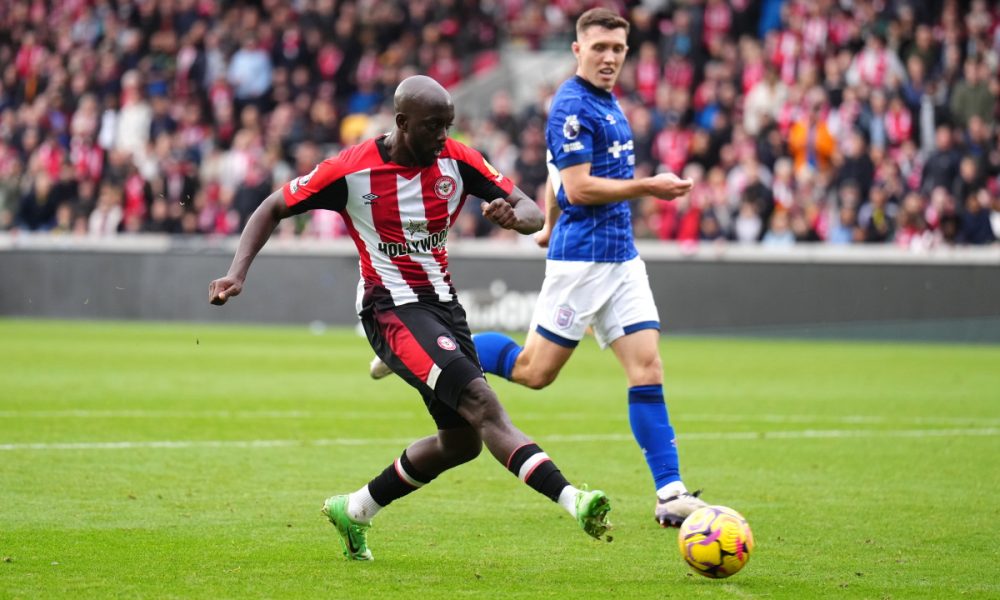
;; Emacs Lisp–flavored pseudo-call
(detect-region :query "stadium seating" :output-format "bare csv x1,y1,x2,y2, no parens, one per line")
0,0,997,247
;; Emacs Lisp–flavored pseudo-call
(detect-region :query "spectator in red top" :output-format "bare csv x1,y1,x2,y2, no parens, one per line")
885,95,914,150
662,54,694,92
847,33,905,90
427,43,462,90
653,115,692,176
634,42,660,106
702,0,732,55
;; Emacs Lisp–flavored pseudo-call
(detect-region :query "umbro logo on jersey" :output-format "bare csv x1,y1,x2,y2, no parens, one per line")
605,114,616,124
362,193,380,205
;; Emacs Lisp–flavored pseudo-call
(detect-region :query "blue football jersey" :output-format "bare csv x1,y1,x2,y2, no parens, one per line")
546,76,638,263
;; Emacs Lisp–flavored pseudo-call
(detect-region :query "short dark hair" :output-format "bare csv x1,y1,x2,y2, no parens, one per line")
576,8,630,39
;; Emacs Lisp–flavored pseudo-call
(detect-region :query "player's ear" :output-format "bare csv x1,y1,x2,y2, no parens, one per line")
395,112,407,132
571,41,580,58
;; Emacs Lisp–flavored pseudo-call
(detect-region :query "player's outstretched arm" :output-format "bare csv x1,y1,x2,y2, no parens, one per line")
560,163,693,206
209,189,293,305
480,185,544,235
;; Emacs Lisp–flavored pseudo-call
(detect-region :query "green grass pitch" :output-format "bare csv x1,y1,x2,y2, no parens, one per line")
1,319,998,599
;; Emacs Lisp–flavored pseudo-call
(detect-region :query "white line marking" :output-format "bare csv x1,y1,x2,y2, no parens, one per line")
0,410,418,420
0,428,996,452
3,410,999,427
684,427,1000,440
680,414,1000,426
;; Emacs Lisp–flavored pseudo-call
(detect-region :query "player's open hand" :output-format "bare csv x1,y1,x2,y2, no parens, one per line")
209,276,243,305
481,198,518,230
648,173,694,200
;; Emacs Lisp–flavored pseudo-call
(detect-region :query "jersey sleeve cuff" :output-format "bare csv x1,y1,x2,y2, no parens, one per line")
281,183,295,207
553,153,593,170
498,176,515,196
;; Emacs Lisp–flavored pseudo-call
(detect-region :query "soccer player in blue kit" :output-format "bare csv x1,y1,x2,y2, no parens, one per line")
473,8,708,527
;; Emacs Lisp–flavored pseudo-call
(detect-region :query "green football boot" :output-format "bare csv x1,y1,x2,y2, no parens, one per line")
322,495,373,561
575,487,612,541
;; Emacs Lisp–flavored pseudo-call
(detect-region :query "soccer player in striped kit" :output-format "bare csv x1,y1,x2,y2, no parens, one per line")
209,75,611,561
471,8,709,527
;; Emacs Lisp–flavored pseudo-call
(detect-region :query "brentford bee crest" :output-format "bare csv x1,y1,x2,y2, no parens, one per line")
437,335,457,350
434,176,456,200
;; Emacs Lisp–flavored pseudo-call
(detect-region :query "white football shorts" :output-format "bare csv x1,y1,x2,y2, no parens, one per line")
530,256,660,349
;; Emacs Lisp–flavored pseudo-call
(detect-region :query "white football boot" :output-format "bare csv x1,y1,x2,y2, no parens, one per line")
655,490,708,527
369,356,393,380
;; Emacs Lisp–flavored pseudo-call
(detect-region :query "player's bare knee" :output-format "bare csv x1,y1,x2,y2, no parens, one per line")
628,354,662,384
441,438,483,467
439,426,483,463
521,368,558,390
515,358,560,389
642,359,663,382
453,437,483,464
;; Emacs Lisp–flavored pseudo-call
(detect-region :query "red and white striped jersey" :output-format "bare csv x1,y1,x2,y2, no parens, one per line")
282,135,514,312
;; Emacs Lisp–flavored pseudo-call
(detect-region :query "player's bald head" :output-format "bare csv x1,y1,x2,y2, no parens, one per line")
388,75,455,167
394,75,452,114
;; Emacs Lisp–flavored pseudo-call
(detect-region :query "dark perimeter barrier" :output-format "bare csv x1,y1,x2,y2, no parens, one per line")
1,235,998,343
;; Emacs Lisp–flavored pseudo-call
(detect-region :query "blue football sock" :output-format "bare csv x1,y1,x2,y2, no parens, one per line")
472,332,522,380
628,384,681,490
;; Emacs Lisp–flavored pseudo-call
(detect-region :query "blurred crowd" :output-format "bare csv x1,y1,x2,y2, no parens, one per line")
1,0,999,249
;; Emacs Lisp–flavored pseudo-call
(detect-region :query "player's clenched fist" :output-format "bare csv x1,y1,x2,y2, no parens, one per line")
647,172,694,201
481,198,518,229
209,276,243,305
534,224,552,248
